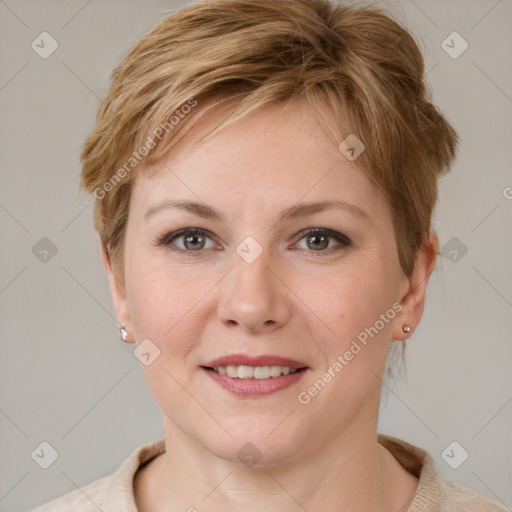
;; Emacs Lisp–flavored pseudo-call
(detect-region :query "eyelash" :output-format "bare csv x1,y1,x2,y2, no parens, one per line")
157,227,352,257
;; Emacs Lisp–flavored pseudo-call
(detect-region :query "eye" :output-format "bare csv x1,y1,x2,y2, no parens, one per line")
293,228,352,256
157,227,352,257
158,228,217,254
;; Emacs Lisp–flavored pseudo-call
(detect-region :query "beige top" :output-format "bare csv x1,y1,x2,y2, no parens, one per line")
31,433,508,511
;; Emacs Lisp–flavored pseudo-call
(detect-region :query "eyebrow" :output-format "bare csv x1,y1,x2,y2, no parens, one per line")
144,199,372,224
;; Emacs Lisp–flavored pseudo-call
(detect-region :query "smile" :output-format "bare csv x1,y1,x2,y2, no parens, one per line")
209,365,300,379
202,365,308,397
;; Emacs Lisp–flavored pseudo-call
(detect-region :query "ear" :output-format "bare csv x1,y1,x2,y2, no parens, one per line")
100,241,135,343
392,230,439,341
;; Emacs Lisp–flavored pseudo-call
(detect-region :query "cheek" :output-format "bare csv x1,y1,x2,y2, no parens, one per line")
295,263,396,422
302,258,394,348
126,257,208,355
125,261,206,408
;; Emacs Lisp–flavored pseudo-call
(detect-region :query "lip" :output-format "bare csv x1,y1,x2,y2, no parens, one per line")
201,354,309,397
202,367,308,397
203,354,308,369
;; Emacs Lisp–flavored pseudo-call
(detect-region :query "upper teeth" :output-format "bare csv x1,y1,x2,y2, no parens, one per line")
213,365,299,379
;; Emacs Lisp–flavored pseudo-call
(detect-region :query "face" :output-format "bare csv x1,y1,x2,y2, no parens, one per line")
108,99,426,465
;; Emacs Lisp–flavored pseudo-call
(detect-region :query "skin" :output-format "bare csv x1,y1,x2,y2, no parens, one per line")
102,99,438,511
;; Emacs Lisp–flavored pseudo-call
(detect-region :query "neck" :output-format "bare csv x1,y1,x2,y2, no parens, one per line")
138,414,416,512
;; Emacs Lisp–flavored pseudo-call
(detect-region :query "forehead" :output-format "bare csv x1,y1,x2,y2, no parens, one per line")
131,100,389,224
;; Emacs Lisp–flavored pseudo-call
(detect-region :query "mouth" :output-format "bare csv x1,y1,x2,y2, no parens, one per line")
203,365,306,379
201,355,309,396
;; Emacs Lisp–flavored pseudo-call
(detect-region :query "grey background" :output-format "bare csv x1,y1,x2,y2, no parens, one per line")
0,0,511,510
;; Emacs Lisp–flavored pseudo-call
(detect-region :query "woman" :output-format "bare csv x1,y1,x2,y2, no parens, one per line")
32,0,507,510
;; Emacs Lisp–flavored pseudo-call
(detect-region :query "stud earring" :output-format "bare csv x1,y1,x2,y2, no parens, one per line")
402,325,411,333
119,326,128,342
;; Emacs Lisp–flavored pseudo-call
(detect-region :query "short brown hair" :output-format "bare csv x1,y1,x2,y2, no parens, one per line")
80,0,458,279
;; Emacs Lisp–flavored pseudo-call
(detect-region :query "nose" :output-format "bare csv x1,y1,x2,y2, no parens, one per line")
216,250,292,334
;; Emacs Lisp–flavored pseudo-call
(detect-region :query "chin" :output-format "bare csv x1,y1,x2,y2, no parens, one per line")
201,415,307,468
